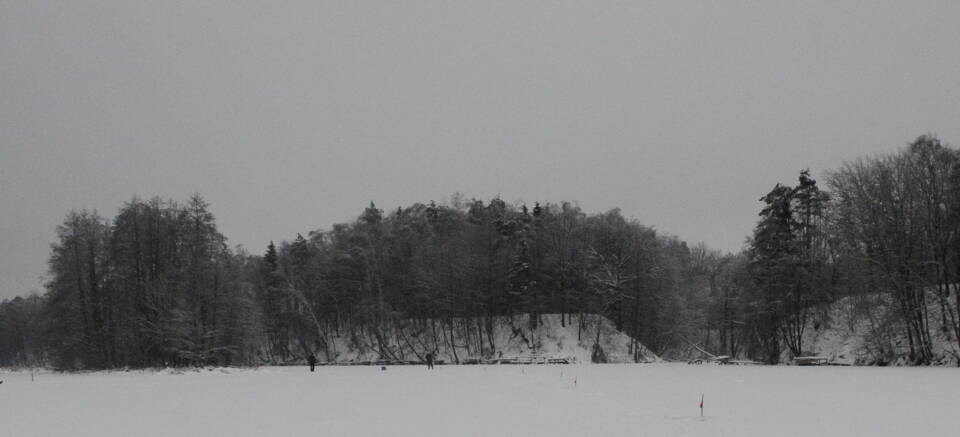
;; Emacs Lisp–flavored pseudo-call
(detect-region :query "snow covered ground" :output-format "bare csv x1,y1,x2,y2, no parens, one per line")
2,363,958,436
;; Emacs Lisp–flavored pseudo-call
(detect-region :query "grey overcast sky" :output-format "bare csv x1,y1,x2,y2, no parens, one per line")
2,1,960,299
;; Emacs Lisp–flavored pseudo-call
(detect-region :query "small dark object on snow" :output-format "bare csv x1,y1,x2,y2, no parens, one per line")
381,366,387,371
307,354,318,372
425,352,435,369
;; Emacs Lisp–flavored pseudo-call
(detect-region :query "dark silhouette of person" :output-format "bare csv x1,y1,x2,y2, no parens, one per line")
425,352,434,369
308,353,317,372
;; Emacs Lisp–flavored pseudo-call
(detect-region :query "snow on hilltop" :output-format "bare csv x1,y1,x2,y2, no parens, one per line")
305,314,657,365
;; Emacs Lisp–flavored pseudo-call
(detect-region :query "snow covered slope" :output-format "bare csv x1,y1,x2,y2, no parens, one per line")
802,293,959,365
308,313,657,364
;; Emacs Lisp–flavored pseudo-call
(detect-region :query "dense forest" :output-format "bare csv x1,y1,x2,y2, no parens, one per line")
3,136,960,369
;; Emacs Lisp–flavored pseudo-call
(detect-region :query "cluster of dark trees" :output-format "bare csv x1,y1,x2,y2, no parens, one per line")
254,199,710,364
741,135,960,364
1,197,261,369
0,195,724,369
2,135,959,369
827,136,960,364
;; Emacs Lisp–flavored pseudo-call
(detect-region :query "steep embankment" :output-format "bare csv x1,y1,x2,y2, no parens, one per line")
309,314,657,364
802,292,959,365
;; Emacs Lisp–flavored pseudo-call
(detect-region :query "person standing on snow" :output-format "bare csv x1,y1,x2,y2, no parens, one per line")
308,353,317,372
425,352,434,370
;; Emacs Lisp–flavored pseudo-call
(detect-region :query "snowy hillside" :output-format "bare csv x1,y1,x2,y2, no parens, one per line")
303,314,657,365
802,292,959,365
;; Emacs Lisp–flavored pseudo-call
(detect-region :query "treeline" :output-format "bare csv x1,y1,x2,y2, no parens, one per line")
255,199,714,364
1,195,730,369
30,196,261,369
827,136,960,363
2,135,959,368
742,135,960,364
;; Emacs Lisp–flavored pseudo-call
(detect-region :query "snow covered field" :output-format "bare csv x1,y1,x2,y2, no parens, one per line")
2,363,958,437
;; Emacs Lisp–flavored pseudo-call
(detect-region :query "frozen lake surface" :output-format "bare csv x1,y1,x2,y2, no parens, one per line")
2,363,958,436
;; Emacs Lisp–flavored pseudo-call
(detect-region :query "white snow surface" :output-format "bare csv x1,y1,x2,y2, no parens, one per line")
3,363,959,436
